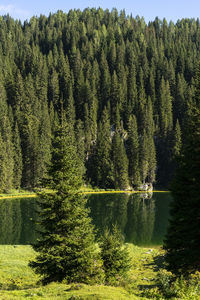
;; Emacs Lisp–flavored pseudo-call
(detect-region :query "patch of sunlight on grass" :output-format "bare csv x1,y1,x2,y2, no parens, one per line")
0,244,164,299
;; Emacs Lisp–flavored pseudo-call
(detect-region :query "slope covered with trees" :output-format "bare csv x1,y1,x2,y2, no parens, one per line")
164,64,200,276
0,9,198,191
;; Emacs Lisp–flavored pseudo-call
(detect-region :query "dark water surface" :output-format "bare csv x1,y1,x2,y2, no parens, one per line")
0,192,172,246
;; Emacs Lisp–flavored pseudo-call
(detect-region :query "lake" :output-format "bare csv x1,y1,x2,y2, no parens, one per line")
0,192,172,246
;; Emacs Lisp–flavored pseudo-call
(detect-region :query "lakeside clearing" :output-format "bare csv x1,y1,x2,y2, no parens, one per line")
0,244,163,299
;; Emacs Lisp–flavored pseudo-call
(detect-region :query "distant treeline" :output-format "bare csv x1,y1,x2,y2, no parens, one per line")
0,9,198,191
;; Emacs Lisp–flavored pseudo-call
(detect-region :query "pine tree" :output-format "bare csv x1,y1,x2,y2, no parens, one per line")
126,63,137,125
99,225,131,285
75,119,86,180
48,69,60,110
95,105,114,188
29,120,104,284
0,82,14,191
37,99,51,185
159,78,173,136
112,108,129,190
0,132,7,192
13,122,23,189
139,129,149,184
127,115,141,187
172,119,182,159
99,50,111,111
164,64,200,276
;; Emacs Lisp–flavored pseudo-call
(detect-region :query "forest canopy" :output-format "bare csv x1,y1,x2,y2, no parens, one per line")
0,9,198,191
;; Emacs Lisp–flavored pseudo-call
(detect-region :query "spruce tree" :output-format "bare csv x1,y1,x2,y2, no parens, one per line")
112,108,129,190
139,129,149,184
75,119,86,180
0,132,7,192
127,115,141,187
164,64,200,276
0,89,14,191
29,120,104,284
13,122,23,190
172,119,182,159
95,105,114,188
99,225,131,285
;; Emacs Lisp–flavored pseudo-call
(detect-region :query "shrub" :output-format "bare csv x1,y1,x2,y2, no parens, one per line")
99,225,131,286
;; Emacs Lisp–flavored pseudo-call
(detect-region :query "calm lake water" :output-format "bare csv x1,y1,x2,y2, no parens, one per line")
0,192,172,246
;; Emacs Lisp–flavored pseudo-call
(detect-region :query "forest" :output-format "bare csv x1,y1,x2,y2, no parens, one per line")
0,8,198,192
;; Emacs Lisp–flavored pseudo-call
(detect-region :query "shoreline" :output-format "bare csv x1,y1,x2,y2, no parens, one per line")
0,189,169,200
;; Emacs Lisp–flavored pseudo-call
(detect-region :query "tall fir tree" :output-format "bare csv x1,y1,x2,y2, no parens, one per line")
95,104,114,188
127,115,141,187
29,120,104,284
0,132,7,192
112,107,129,190
164,64,200,276
139,129,149,184
0,81,14,191
13,122,23,189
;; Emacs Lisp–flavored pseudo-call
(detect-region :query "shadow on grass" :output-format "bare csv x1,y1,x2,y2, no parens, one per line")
137,253,166,295
0,279,38,291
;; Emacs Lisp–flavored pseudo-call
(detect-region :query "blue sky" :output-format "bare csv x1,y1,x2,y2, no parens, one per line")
0,0,200,23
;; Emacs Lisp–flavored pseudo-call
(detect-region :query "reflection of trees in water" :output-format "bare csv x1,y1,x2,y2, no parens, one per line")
88,193,155,245
19,198,39,244
124,193,155,245
0,198,39,245
0,199,21,244
151,193,171,244
87,193,129,236
0,193,170,245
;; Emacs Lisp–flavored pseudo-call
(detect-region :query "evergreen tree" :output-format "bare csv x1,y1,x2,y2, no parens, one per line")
112,109,129,190
29,120,104,284
172,119,182,159
99,225,131,285
0,82,14,191
0,132,7,192
13,122,23,189
95,105,114,188
139,129,149,184
37,100,51,185
159,78,173,136
1,10,200,191
144,97,157,183
75,119,86,180
126,63,137,125
127,115,140,187
164,64,200,276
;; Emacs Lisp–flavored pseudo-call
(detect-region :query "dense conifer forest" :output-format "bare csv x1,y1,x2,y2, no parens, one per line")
0,8,199,192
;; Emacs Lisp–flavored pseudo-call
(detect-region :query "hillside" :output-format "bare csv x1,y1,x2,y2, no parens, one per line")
0,9,198,191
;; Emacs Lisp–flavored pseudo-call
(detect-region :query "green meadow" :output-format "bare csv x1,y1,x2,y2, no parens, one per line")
0,244,162,299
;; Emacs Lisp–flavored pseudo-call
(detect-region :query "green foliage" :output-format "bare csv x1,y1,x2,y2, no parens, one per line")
172,119,182,159
13,122,23,189
164,63,200,276
127,115,141,187
2,10,200,190
155,270,200,299
29,121,104,285
99,225,131,285
95,105,114,188
4,244,200,299
112,130,129,190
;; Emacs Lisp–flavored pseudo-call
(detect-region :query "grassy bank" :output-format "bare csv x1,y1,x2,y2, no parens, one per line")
0,188,168,200
0,244,164,299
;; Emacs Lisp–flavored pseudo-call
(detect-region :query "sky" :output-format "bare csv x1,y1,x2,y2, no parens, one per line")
0,0,200,23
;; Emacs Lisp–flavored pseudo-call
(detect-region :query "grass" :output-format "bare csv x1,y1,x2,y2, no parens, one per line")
1,246,199,299
0,188,168,200
0,244,164,299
